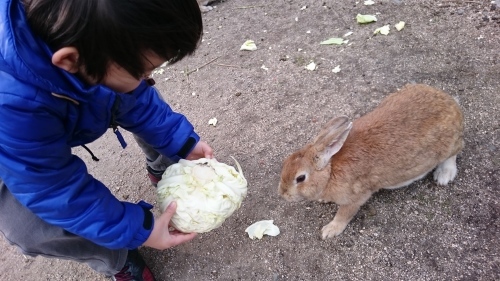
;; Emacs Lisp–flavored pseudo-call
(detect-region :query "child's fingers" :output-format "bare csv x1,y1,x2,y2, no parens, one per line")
163,202,196,234
163,201,177,220
205,147,214,158
169,232,197,247
202,142,214,158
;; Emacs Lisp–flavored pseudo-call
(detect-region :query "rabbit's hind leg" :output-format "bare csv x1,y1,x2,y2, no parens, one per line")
433,155,458,186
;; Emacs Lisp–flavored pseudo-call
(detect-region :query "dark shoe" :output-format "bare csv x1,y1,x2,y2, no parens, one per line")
113,249,156,281
146,166,164,187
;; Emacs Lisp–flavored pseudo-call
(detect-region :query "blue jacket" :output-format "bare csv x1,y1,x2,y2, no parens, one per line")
0,0,199,249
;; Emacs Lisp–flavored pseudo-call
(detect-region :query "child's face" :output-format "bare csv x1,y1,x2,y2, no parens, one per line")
52,47,167,93
98,53,166,93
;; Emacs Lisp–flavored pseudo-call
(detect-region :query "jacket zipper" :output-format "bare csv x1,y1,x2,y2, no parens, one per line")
110,95,128,149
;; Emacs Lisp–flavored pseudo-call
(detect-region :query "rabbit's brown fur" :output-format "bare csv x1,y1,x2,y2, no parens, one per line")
278,84,464,239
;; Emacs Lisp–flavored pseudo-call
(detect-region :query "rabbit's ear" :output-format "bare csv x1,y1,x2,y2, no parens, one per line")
312,116,352,170
313,116,351,144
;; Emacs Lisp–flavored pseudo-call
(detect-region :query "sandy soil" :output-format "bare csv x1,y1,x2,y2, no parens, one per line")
1,0,499,280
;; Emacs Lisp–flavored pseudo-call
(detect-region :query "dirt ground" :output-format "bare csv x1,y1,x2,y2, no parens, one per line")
1,0,499,280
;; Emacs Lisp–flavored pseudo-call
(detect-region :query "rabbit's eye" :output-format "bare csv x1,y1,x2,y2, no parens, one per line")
296,175,306,183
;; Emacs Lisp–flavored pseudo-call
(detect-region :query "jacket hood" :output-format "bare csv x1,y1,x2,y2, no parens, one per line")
0,0,109,102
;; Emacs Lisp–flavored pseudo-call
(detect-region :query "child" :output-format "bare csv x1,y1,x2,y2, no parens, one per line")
0,0,213,280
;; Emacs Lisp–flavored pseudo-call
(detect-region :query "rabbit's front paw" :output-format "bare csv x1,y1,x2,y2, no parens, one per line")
321,221,347,239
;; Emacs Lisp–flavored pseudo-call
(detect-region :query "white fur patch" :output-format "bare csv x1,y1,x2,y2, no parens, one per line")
433,155,458,185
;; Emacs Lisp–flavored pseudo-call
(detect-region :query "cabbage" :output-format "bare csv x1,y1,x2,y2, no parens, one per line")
156,157,247,233
356,14,377,24
245,220,280,240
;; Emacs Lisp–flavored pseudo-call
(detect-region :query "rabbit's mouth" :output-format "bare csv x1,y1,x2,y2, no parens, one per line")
278,182,306,202
280,192,305,202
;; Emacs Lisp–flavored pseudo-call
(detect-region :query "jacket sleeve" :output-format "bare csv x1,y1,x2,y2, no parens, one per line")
115,81,200,161
0,92,152,250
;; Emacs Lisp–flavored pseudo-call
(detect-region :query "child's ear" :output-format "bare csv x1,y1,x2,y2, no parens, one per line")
52,47,80,73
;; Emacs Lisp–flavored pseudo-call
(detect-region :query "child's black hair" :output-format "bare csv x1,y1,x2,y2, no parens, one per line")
23,0,203,81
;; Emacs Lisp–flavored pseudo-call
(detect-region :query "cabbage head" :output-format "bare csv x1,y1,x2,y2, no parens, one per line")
156,157,247,233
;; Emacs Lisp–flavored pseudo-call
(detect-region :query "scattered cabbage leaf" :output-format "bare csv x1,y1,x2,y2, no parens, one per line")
208,118,217,126
395,21,406,31
245,220,280,239
153,68,165,75
374,25,390,35
240,40,257,51
356,14,377,24
305,62,317,71
343,31,353,37
320,38,347,45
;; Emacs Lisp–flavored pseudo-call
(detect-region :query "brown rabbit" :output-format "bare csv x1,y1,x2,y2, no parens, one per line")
278,84,464,239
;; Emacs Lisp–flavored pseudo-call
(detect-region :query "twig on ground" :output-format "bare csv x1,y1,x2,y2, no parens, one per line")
440,0,486,4
215,63,240,68
186,56,221,76
234,5,267,9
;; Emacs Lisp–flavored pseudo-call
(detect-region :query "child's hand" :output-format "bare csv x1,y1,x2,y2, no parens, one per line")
143,202,197,250
186,140,214,160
